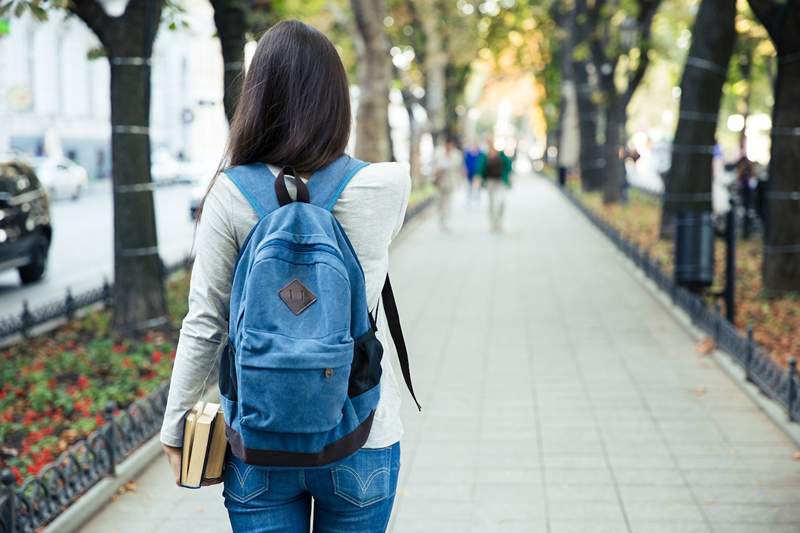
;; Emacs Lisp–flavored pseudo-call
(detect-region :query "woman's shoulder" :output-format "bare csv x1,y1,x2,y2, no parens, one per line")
347,161,411,196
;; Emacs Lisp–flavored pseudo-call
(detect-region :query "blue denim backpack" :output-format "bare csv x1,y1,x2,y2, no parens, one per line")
219,155,420,468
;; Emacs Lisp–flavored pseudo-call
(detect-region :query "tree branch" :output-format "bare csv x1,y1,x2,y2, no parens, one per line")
69,0,113,47
746,0,782,41
623,0,661,105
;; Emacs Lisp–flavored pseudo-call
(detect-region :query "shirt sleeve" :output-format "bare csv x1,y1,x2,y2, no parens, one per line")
160,177,238,447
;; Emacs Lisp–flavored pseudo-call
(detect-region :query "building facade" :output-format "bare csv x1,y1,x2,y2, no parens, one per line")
0,0,228,180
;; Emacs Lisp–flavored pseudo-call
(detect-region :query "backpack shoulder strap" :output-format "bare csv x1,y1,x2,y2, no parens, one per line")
224,163,280,218
381,275,422,411
308,155,370,211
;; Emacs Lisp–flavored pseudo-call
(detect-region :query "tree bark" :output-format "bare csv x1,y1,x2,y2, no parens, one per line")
443,62,469,141
660,0,736,238
748,0,800,294
350,0,392,162
419,0,447,145
603,98,626,203
573,60,605,191
210,0,248,123
71,0,168,333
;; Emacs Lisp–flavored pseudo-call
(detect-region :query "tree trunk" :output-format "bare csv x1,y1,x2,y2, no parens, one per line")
72,0,168,333
210,0,247,123
747,0,800,294
603,100,626,203
573,60,605,191
420,1,447,145
660,0,736,237
350,0,392,162
443,62,468,141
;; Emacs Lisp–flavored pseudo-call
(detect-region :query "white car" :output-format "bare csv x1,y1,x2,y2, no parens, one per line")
151,149,183,185
30,157,89,200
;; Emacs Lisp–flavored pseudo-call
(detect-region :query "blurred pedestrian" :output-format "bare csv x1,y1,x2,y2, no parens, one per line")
434,138,463,230
480,143,512,232
463,140,483,204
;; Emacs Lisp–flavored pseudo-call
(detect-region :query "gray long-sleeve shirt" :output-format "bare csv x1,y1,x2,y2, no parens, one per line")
160,162,411,449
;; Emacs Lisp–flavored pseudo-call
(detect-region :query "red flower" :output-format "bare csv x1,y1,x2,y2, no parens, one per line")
66,385,78,396
0,390,5,400
48,378,57,390
2,409,13,422
151,350,163,364
31,360,45,371
22,409,37,424
112,343,126,354
77,375,90,390
122,357,134,369
11,467,22,484
95,414,105,426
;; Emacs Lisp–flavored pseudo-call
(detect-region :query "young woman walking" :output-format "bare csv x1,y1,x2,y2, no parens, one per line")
160,20,410,532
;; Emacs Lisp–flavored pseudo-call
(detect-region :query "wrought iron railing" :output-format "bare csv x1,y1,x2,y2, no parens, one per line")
559,186,799,426
0,385,169,533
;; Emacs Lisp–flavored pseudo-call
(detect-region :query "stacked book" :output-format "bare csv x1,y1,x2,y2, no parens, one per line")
180,401,228,488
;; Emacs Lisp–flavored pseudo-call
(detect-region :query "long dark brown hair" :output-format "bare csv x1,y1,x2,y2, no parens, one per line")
199,20,351,219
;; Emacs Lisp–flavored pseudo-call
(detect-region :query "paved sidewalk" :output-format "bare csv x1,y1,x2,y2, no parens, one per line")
82,175,800,533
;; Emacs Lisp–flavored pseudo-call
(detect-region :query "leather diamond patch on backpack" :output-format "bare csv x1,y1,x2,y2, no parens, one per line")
279,279,317,315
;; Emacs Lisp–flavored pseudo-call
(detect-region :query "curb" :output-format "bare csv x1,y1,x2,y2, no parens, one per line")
567,194,800,449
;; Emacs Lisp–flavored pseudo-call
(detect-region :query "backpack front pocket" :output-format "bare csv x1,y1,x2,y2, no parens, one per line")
238,332,354,434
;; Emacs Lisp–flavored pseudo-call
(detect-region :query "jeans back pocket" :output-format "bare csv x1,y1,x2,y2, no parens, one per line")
223,458,270,504
331,447,393,508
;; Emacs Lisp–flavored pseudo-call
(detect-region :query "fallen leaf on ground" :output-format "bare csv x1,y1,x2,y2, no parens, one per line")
792,451,800,461
696,337,715,355
115,481,137,496
691,387,707,397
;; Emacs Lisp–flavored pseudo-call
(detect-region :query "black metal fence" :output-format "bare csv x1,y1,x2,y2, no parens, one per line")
0,385,169,533
560,187,800,425
0,255,194,343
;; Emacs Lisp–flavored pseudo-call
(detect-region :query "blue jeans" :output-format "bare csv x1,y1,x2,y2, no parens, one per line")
223,442,400,533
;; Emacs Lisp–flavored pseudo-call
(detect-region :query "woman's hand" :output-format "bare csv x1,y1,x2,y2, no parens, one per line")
162,443,182,486
162,443,223,486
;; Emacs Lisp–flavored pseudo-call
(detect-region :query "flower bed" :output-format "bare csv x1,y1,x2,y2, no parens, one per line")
0,274,189,483
568,182,800,369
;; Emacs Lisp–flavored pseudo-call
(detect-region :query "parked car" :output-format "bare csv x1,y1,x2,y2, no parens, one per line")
30,156,89,200
0,160,52,284
151,149,182,185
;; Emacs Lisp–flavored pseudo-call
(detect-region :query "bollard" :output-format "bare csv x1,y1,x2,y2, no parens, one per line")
20,301,32,338
788,358,797,422
105,402,116,476
745,326,754,383
714,302,722,345
65,288,76,320
102,278,112,308
1,468,16,532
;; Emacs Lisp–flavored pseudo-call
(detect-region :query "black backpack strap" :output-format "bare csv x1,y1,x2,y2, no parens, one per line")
381,275,422,411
